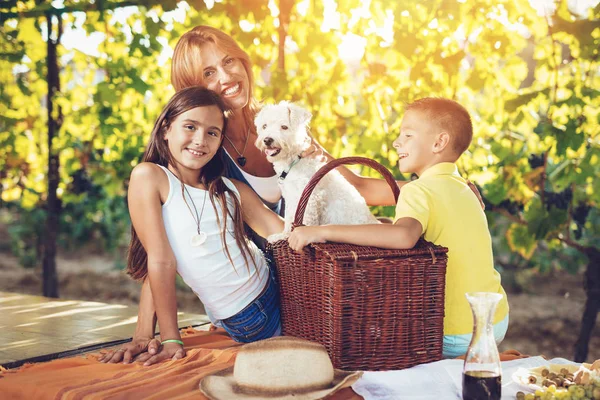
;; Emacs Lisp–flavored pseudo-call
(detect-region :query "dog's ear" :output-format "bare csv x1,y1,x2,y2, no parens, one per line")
287,103,312,129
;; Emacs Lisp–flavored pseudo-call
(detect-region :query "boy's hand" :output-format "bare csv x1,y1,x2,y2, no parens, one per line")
288,226,327,252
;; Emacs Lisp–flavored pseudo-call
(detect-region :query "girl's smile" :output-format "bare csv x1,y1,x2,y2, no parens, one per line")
186,148,208,157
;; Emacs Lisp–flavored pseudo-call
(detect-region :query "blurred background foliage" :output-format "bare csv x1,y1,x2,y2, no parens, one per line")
0,0,598,278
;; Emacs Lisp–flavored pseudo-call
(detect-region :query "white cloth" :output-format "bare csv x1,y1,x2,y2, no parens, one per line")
158,165,269,320
352,357,579,400
224,149,282,203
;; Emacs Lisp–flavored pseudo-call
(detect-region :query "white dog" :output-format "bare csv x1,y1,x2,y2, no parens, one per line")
254,101,379,242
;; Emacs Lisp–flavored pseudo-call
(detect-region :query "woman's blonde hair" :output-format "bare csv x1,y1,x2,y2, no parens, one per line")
171,26,259,133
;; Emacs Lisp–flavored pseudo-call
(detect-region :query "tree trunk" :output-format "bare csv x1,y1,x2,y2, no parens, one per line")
42,13,62,298
277,0,294,72
574,247,600,362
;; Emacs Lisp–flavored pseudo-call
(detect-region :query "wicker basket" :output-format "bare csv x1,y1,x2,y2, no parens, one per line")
268,157,448,371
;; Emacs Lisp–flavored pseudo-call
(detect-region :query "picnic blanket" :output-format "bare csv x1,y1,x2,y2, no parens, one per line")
0,327,527,400
0,328,361,400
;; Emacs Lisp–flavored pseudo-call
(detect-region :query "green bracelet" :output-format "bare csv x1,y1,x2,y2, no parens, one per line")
161,339,184,346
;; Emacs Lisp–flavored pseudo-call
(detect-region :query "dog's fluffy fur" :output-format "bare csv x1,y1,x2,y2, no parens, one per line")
254,101,379,242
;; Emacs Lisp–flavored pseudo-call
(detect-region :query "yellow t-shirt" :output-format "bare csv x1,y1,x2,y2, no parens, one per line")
395,162,509,335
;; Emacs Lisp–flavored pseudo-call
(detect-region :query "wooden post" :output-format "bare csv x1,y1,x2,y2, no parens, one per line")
42,12,62,298
277,0,294,72
574,247,600,362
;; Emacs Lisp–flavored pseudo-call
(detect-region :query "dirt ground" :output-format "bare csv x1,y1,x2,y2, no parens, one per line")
0,230,598,363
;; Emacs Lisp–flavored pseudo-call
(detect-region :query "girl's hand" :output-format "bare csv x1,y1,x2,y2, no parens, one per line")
98,336,161,364
288,226,327,252
141,342,186,366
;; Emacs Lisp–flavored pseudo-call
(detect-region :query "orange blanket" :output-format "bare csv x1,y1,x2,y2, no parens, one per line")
0,328,526,400
0,329,361,400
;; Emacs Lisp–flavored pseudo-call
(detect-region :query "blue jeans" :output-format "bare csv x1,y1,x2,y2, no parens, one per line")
442,314,509,359
219,268,282,343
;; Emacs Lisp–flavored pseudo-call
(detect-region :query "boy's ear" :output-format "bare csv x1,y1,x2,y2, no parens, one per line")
287,103,312,129
432,131,451,153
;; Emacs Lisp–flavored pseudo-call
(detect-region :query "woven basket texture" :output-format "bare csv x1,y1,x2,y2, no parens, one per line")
269,239,448,371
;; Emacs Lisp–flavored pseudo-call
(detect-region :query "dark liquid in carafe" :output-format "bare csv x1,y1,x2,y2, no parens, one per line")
462,370,501,400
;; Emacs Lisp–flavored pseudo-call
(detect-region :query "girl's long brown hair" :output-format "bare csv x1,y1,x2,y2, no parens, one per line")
127,86,256,281
171,25,259,135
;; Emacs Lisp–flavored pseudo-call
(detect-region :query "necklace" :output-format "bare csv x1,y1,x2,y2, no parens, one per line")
224,129,250,167
182,184,208,247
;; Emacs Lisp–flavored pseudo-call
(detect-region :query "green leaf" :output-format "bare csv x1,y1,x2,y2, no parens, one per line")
524,197,552,239
483,178,508,205
506,223,537,260
129,74,151,94
554,121,585,156
504,89,550,113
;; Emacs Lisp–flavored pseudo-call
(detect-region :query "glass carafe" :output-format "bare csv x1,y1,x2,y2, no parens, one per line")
462,292,502,400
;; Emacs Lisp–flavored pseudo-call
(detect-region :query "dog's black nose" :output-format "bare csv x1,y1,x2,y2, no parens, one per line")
263,137,274,146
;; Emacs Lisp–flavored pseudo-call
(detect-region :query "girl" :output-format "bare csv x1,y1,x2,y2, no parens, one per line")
99,86,284,366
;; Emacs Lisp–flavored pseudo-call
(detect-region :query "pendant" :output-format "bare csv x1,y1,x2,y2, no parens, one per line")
237,156,247,167
190,232,207,247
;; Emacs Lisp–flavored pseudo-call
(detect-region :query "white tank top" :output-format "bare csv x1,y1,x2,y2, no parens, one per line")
158,165,269,320
224,149,282,203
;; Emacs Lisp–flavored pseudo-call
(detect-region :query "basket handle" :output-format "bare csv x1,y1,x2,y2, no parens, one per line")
293,156,400,227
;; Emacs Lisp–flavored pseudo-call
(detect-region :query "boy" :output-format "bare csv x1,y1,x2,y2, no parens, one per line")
288,97,509,358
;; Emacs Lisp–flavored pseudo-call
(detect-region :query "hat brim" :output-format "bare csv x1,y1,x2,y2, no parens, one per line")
199,367,362,400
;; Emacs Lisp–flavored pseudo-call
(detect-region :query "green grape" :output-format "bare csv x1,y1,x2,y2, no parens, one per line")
554,390,570,399
569,386,578,394
572,385,586,399
586,387,593,398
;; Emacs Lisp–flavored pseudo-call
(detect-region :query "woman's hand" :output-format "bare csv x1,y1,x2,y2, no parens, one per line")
98,336,161,364
300,137,326,162
139,342,186,366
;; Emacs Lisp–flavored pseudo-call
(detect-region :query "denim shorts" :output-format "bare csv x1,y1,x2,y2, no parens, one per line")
219,268,282,343
442,314,509,359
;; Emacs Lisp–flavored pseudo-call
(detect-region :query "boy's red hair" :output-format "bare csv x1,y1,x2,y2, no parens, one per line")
406,97,473,155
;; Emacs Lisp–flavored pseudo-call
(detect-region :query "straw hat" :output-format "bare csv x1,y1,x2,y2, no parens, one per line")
199,336,362,400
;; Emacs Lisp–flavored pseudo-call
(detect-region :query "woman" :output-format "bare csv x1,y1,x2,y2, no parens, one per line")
171,26,410,217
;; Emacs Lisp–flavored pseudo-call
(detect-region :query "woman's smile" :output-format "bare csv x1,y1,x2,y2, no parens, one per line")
222,82,242,97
